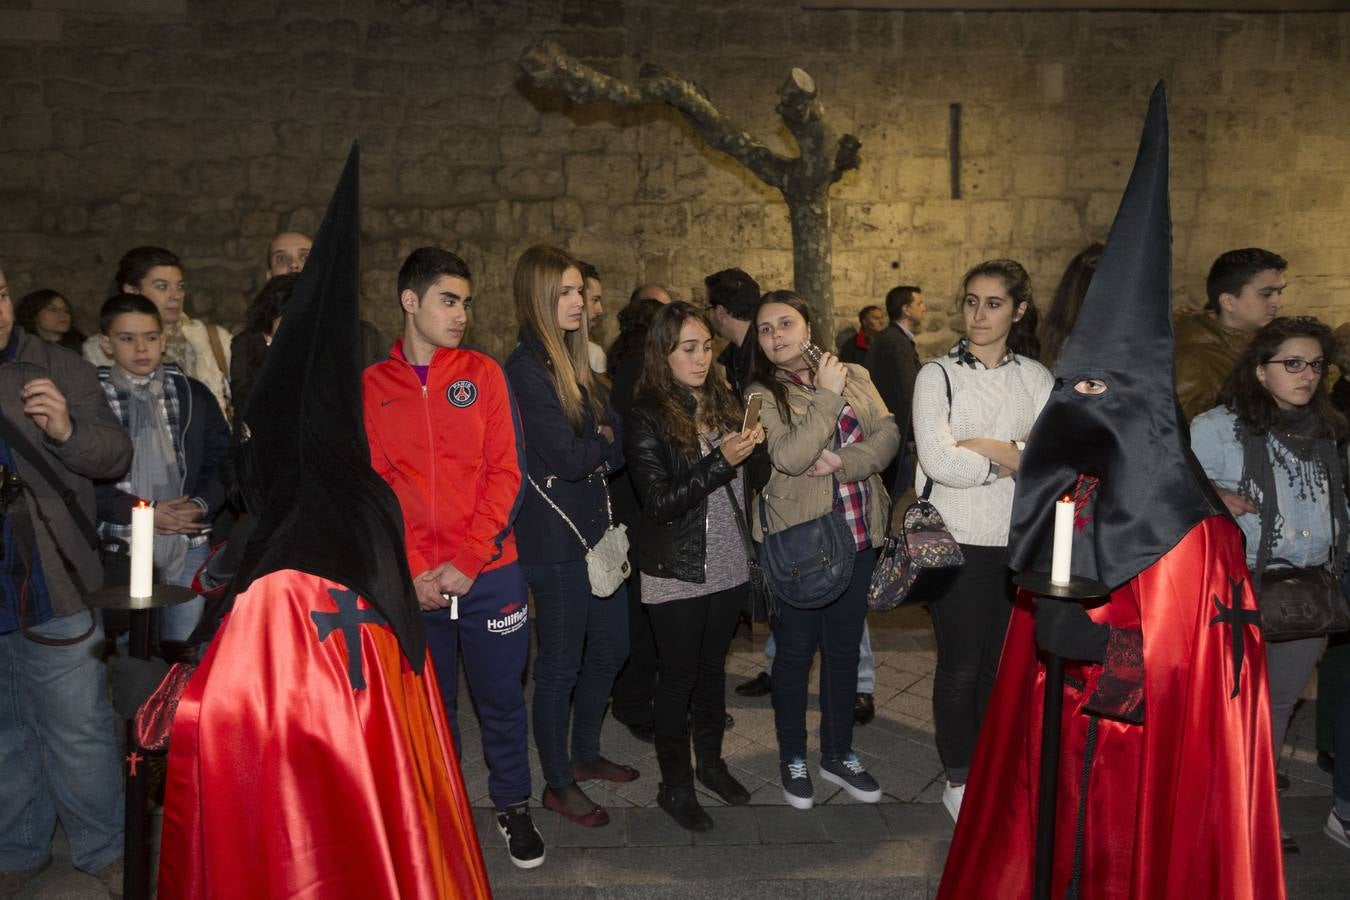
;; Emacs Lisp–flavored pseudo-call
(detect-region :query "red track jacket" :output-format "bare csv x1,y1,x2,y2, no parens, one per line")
364,340,525,580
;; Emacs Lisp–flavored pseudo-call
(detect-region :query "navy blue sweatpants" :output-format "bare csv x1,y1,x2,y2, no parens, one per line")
423,561,531,811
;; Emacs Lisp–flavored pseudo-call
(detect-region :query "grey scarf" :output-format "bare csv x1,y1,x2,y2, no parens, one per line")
111,366,188,579
1236,404,1347,584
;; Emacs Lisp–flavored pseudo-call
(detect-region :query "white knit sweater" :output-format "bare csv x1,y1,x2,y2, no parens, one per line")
911,350,1053,546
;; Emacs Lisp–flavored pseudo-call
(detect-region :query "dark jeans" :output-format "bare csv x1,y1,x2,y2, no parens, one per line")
648,584,745,787
771,548,875,762
1334,657,1350,815
523,561,630,790
882,441,914,501
928,544,1015,784
610,571,659,728
1317,631,1350,755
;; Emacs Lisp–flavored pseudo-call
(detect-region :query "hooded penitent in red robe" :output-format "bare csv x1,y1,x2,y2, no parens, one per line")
158,571,490,899
937,515,1282,899
937,84,1283,899
157,146,491,899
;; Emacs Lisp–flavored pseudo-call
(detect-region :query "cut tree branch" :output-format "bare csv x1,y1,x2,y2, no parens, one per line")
518,41,864,319
521,41,793,189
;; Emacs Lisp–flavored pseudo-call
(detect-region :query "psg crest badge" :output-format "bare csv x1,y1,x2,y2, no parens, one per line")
447,380,478,408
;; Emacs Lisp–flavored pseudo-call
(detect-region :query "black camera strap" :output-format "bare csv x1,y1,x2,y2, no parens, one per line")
0,413,99,645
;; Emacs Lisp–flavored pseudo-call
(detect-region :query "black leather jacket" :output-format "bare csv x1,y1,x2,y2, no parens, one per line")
623,393,740,583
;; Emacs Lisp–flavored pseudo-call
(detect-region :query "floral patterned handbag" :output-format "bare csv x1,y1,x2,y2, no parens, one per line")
868,485,964,612
868,364,964,612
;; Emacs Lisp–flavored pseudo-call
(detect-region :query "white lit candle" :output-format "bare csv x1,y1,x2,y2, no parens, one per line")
130,500,154,599
1051,496,1074,585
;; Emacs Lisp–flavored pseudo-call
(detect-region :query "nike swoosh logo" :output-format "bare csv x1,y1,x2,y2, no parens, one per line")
380,399,397,407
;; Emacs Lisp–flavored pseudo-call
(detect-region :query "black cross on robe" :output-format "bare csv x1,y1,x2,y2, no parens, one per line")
311,587,386,690
1209,576,1261,699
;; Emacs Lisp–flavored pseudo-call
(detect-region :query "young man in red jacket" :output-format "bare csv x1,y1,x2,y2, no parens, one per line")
363,248,542,869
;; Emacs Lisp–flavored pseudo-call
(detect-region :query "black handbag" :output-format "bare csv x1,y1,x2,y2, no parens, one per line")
725,481,774,622
755,492,855,610
1257,565,1350,642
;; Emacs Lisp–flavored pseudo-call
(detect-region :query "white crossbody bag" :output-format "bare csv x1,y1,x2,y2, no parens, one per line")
528,474,631,597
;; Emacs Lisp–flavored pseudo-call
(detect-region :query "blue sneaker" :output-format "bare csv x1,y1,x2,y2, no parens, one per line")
819,753,881,803
780,757,814,810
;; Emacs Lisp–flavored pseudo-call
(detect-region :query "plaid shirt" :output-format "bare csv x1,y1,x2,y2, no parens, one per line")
951,336,1017,370
97,363,207,548
787,373,871,550
834,403,871,549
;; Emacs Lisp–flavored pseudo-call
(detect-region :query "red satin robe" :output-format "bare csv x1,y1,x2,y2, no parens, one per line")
938,516,1284,900
158,570,491,899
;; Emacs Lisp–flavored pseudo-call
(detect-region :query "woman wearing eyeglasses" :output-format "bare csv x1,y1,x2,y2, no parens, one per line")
1190,315,1349,853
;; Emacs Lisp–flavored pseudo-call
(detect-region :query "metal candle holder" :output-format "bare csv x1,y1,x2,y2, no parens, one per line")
85,583,195,900
1012,571,1110,900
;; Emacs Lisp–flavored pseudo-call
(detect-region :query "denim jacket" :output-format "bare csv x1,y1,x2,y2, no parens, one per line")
1190,406,1341,569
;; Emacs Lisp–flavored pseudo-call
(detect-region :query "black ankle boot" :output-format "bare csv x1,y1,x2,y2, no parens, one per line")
657,782,713,832
696,759,751,806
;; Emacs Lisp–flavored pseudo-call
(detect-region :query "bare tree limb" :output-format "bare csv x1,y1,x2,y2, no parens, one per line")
521,41,792,189
518,41,863,318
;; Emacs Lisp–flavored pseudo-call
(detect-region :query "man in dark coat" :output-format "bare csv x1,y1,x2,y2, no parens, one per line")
838,305,886,365
706,267,759,401
864,284,924,492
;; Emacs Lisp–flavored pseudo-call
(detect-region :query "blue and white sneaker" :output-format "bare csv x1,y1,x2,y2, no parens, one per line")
780,757,814,810
819,753,882,803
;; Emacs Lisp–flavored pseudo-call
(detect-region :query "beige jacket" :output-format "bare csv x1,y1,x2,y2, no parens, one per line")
748,363,900,546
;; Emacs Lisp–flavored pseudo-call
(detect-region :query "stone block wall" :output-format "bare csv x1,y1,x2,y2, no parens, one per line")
0,1,1346,361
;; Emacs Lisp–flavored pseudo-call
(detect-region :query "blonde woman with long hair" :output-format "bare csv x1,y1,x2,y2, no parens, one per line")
504,245,636,828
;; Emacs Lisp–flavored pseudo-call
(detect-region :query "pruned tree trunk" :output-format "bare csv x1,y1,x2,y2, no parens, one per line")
520,42,861,324
786,195,832,319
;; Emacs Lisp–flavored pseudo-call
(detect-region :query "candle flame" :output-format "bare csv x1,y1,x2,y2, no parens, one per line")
135,500,151,509
1061,495,1072,503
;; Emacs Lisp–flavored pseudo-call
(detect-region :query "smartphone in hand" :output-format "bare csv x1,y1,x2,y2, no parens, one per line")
742,392,762,433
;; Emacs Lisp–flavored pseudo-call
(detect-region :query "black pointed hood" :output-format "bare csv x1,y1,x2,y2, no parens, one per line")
1008,83,1221,589
232,144,425,668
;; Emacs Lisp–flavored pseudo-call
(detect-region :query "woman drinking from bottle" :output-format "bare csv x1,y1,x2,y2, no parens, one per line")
746,290,898,811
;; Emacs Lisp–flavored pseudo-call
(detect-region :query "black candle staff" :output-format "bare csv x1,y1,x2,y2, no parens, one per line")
1013,570,1108,900
85,582,195,900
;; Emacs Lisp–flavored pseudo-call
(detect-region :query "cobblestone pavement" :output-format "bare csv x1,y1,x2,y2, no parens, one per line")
16,609,1350,898
466,608,1350,898
462,607,1338,809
